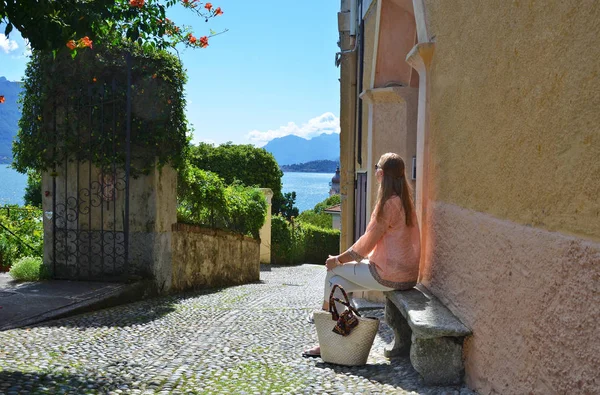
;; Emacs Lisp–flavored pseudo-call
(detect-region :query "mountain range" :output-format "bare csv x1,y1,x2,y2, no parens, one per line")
0,77,22,163
262,133,339,166
280,159,339,173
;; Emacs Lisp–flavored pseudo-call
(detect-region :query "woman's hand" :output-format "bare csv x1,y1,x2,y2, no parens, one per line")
325,255,340,271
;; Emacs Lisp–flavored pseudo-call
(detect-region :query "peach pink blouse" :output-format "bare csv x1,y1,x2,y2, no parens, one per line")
348,195,420,289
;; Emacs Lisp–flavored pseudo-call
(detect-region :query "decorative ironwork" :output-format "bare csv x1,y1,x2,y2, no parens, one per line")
51,54,132,281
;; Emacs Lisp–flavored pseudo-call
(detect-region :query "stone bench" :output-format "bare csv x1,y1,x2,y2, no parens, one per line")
383,284,472,386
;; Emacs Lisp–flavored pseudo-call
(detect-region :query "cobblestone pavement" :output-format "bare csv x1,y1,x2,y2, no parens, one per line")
0,265,476,395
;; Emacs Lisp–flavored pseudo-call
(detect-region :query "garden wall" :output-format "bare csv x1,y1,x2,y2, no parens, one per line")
171,223,260,291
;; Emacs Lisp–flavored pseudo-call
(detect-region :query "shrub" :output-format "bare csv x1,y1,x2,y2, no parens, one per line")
301,223,340,264
188,142,300,218
178,166,227,227
0,206,43,271
224,184,267,239
271,215,304,264
296,194,340,229
9,256,47,282
178,165,267,238
297,209,332,229
23,171,42,208
271,215,340,265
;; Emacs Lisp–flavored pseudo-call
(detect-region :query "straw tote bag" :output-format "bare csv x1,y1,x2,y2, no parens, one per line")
314,284,380,366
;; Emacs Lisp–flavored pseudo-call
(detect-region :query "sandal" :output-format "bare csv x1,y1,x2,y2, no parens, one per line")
302,346,321,358
301,351,321,358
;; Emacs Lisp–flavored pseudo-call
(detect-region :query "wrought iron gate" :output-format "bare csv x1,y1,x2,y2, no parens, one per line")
51,55,132,281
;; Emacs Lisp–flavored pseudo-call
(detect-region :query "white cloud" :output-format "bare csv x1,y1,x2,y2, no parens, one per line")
0,34,19,54
190,134,216,146
247,112,340,146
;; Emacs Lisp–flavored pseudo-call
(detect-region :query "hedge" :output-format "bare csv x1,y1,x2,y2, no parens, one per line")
301,222,341,264
177,165,267,239
271,215,340,265
0,206,43,271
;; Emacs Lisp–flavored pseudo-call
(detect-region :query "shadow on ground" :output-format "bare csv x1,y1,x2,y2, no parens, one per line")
29,286,228,330
0,368,136,393
315,357,466,394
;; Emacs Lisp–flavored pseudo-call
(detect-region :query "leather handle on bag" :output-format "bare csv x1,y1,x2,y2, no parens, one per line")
329,284,361,320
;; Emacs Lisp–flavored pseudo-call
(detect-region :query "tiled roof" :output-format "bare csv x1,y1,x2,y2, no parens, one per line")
324,204,341,213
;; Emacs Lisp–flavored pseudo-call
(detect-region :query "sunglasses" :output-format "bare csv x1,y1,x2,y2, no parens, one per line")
375,164,381,170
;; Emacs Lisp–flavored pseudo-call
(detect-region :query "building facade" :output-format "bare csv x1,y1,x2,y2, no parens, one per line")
337,1,599,393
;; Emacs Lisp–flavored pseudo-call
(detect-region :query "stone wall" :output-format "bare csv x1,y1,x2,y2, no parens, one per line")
171,223,260,291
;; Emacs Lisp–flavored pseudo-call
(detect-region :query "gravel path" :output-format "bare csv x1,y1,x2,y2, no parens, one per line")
0,264,476,394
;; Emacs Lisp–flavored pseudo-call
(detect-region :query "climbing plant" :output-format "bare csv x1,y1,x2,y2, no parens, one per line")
177,165,267,238
0,0,224,52
12,42,189,175
0,1,225,103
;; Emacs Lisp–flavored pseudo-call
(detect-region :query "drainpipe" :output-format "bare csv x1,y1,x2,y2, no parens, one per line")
356,2,364,167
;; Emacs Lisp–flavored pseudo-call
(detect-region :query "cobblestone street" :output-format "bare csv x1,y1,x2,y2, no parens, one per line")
0,265,476,394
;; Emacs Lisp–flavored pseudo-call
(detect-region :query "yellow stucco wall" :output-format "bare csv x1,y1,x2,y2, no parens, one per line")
416,1,600,393
259,188,273,264
424,0,600,241
339,50,356,250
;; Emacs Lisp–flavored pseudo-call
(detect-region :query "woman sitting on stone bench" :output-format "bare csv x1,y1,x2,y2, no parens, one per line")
303,152,421,358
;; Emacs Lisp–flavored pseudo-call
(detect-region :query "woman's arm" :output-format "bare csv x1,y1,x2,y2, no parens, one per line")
325,198,400,270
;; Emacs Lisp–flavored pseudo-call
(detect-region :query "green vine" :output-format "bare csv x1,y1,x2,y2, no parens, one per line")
13,42,189,176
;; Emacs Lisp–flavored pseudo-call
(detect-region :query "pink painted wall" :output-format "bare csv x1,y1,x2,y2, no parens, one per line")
423,202,599,394
374,0,418,88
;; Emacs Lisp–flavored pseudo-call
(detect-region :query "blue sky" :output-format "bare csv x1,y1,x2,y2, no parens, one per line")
0,0,341,146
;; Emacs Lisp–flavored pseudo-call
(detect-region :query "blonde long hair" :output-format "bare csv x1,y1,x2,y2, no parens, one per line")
373,153,415,226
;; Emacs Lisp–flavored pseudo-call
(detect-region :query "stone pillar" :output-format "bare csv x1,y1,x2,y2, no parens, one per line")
42,162,177,293
360,86,419,216
128,165,177,292
258,188,273,264
406,42,435,283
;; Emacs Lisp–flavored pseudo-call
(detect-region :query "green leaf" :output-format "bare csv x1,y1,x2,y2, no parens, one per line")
4,23,13,36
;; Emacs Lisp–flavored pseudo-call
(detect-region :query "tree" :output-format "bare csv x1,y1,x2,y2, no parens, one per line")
189,142,283,195
187,142,298,217
296,194,340,228
0,1,225,104
23,171,41,208
313,194,341,214
276,192,299,221
0,1,224,52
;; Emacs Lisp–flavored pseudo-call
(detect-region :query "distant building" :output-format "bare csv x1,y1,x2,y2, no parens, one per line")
324,204,341,230
329,166,341,196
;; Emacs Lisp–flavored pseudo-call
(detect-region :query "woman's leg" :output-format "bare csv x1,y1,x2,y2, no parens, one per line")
322,260,395,310
304,261,395,357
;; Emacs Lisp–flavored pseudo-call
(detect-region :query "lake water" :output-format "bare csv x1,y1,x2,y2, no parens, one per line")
0,167,334,213
0,165,27,206
281,172,333,213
